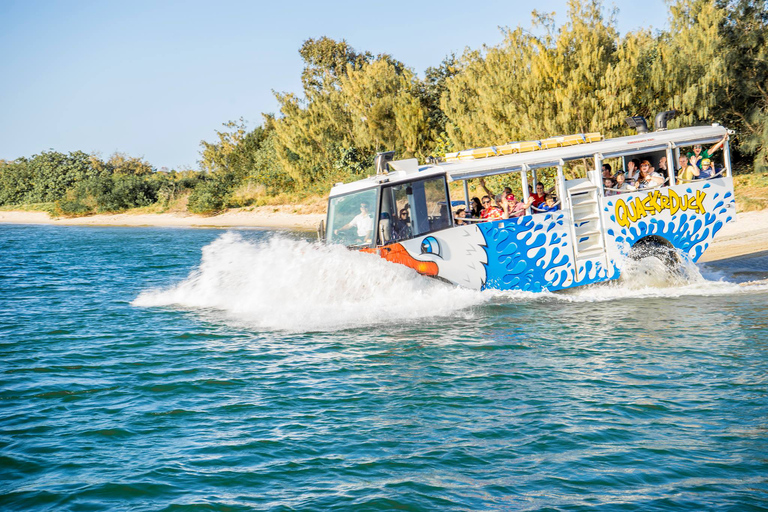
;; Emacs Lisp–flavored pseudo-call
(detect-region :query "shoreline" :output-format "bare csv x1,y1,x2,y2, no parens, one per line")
0,207,325,231
1,207,766,263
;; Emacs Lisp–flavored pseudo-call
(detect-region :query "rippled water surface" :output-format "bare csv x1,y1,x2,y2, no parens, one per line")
1,225,767,510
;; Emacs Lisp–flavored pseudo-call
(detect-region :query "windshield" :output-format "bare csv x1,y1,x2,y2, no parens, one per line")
326,188,378,247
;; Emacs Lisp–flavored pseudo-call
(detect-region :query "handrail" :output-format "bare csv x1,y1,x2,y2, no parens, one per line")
677,168,726,184
530,201,562,212
605,175,668,194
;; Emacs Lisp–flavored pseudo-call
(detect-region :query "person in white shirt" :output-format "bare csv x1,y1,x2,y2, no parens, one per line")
335,201,373,241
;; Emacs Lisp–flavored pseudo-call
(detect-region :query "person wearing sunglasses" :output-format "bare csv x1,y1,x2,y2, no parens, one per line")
392,208,412,240
687,134,728,168
479,196,504,221
635,160,664,189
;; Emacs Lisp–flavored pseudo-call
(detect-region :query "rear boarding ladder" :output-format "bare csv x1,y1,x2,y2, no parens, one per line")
565,180,609,281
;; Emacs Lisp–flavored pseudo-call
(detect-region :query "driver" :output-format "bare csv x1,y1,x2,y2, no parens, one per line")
334,201,373,242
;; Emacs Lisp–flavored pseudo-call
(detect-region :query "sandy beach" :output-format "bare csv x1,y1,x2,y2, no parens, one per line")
697,209,768,262
0,206,325,231
1,207,766,262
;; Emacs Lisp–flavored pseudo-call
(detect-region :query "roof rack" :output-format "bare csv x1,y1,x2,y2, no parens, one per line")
444,132,603,162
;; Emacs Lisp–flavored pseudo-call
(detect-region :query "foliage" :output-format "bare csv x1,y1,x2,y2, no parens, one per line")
717,0,768,172
187,172,236,214
3,0,768,215
270,38,435,189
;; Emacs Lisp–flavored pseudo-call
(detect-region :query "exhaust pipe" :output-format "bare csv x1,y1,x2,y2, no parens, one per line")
625,115,649,134
374,151,395,175
654,110,677,131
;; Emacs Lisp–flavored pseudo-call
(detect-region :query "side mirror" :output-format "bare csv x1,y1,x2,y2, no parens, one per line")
317,220,325,241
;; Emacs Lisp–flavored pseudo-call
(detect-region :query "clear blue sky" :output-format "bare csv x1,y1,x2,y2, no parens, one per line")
0,0,668,171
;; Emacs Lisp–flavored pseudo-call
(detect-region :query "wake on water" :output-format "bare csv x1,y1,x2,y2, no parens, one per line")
132,232,767,331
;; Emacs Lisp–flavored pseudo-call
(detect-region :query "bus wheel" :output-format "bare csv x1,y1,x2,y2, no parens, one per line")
629,236,680,269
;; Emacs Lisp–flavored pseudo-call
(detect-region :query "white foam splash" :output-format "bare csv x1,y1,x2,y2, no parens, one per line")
554,252,768,303
134,233,767,330
132,232,486,331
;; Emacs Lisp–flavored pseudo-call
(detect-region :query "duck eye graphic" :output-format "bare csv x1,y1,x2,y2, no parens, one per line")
420,236,442,258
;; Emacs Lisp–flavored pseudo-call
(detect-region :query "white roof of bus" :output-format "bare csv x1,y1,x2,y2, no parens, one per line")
328,166,447,197
328,124,727,196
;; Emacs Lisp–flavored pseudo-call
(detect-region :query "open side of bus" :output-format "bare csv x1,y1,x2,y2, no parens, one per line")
324,123,736,292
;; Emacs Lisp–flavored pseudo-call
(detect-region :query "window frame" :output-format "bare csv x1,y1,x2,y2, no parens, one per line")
376,173,453,247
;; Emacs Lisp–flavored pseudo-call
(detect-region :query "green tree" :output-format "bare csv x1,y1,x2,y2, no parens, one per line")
271,38,434,190
718,0,768,171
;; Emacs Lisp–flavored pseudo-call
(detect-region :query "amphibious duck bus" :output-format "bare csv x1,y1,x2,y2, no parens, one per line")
322,117,735,292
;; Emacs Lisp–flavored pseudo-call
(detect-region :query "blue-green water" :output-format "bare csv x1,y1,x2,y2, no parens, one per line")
1,225,767,511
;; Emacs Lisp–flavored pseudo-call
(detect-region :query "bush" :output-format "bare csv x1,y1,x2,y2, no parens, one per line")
96,175,158,212
55,198,93,216
187,173,235,213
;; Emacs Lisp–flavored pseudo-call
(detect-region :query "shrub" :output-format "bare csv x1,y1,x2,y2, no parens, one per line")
187,173,235,213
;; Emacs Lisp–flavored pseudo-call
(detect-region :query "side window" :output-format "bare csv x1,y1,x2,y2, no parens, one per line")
378,176,451,245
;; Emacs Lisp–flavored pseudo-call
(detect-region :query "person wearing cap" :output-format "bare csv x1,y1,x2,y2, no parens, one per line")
501,194,535,218
687,134,728,168
698,158,716,179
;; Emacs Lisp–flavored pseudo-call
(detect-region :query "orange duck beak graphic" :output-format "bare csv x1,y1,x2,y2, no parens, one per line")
362,243,439,276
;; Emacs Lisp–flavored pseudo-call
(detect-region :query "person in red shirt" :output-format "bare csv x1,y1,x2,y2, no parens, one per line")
529,182,546,207
480,196,504,221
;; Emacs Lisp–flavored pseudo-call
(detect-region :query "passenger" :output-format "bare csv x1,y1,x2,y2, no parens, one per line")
538,194,560,212
676,154,690,176
334,201,373,241
635,160,664,189
530,182,546,207
678,155,700,183
480,195,504,221
454,208,467,225
470,197,483,218
627,159,641,181
657,156,670,180
603,177,616,195
391,208,412,240
698,158,716,179
614,172,633,193
687,134,728,168
602,163,612,179
501,194,535,218
479,177,513,205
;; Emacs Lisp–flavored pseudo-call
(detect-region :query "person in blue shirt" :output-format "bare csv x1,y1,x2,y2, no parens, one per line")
697,158,716,179
538,194,560,212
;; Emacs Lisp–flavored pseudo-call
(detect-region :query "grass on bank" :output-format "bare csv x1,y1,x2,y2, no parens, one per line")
0,202,56,214
733,172,768,211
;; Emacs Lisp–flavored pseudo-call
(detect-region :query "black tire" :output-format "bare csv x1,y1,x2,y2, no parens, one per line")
629,236,680,269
